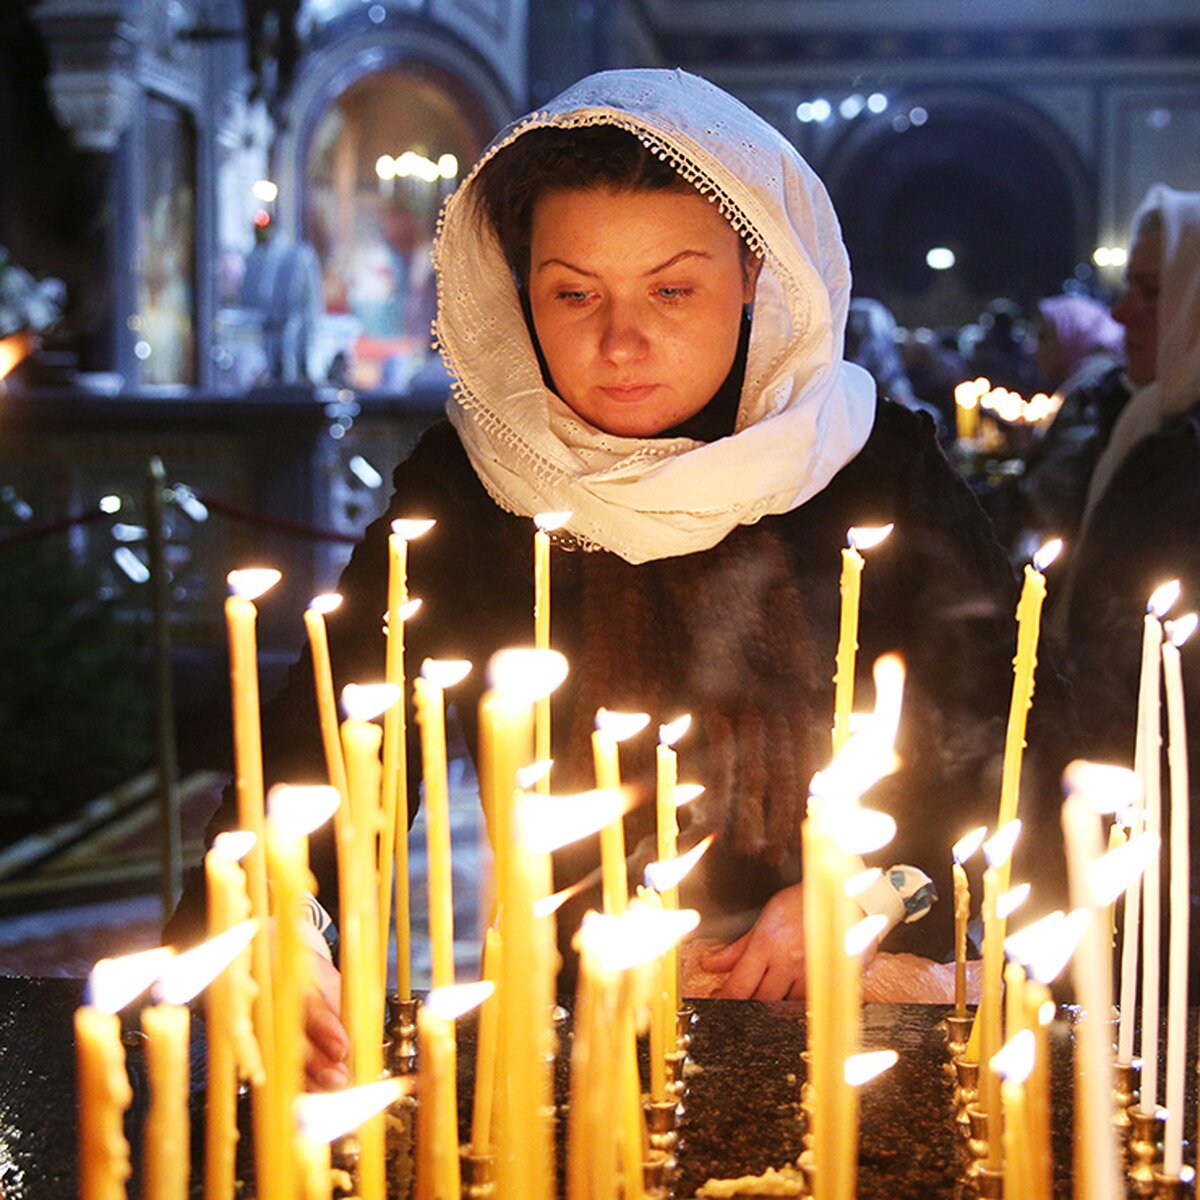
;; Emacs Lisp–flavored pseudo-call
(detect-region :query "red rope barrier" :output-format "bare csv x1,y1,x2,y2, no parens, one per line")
0,507,109,548
194,493,359,543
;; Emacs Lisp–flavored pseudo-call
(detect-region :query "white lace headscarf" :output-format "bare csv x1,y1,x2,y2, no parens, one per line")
1083,184,1200,517
432,68,876,565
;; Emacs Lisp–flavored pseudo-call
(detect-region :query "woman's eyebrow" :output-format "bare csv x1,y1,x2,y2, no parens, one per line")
534,249,713,276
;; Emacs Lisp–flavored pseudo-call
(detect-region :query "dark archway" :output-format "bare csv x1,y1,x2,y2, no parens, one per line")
825,91,1092,329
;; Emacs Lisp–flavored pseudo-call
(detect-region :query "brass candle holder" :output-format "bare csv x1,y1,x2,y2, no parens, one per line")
964,1104,991,1166
676,1005,696,1053
944,1013,974,1064
331,1131,360,1197
1129,1109,1166,1196
953,1059,980,1137
664,1050,689,1108
1113,1060,1141,1131
645,1097,681,1162
643,1147,673,1199
459,1146,496,1200
1151,1168,1196,1199
385,994,421,1074
969,1164,1004,1198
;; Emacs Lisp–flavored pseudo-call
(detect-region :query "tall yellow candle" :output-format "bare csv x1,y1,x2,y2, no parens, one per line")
997,541,1061,855
304,595,350,810
225,567,284,1200
993,1031,1036,1200
77,1004,134,1200
831,525,893,754
381,518,434,1000
655,715,690,1033
470,927,503,1153
418,983,493,1200
951,826,986,1020
340,684,398,1200
533,512,571,794
204,833,263,1200
1161,614,1195,1177
593,708,650,915
415,659,472,989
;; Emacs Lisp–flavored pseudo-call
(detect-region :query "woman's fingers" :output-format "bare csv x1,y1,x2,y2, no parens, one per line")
698,930,751,974
304,964,350,1092
716,940,769,999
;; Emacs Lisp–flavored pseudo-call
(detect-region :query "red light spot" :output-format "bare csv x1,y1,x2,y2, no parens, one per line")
254,209,272,228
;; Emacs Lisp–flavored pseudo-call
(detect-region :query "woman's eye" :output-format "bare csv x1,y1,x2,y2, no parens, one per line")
555,289,593,304
655,286,694,302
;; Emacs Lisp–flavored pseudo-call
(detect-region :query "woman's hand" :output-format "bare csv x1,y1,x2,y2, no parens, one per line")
304,947,350,1091
698,883,807,1001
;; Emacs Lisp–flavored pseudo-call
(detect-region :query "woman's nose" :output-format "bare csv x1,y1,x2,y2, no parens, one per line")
599,301,648,363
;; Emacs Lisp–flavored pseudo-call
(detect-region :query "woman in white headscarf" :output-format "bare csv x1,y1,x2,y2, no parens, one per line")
1061,186,1200,763
172,71,1072,1079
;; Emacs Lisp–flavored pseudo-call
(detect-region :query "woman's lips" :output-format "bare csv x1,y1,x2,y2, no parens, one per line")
600,384,659,403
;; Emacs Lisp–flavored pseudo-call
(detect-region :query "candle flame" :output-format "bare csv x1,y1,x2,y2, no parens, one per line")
983,819,1021,869
952,825,988,865
341,682,401,722
997,882,1031,921
515,760,553,791
227,568,282,601
89,947,176,1014
1027,909,1091,985
211,830,256,862
1033,538,1063,572
424,980,494,1021
517,787,631,854
644,834,715,892
845,867,881,898
845,913,889,956
1038,998,1056,1025
267,784,340,838
579,906,700,973
1148,579,1182,618
674,783,705,809
420,658,472,690
295,1078,412,1144
659,714,693,747
992,1029,1036,1084
825,806,897,855
534,511,572,533
809,737,900,807
390,518,436,541
1005,910,1065,969
1086,832,1160,907
847,524,894,552
595,707,651,742
309,592,343,615
487,648,569,706
1167,612,1198,648
844,1049,898,1087
870,653,906,745
533,878,589,919
157,921,258,1006
1062,760,1142,815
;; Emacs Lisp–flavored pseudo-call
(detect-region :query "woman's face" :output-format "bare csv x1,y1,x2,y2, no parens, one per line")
1111,227,1162,387
527,186,760,437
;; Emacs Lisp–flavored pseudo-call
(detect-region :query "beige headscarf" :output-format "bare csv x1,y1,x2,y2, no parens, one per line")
1084,184,1200,517
432,68,875,565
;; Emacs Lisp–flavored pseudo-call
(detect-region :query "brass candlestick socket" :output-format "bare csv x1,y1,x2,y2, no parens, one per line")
675,1005,696,1053
969,1165,1004,1197
1129,1109,1166,1196
1152,1168,1196,1199
1113,1060,1141,1131
645,1098,681,1160
643,1147,673,1199
953,1059,980,1137
664,1051,688,1107
386,994,421,1074
964,1104,990,1164
460,1147,496,1200
944,1013,974,1062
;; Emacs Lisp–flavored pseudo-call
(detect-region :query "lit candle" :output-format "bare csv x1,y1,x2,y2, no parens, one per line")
304,594,349,810
1119,581,1178,1066
952,826,987,1019
1161,613,1195,1177
831,524,893,754
997,540,1062,841
265,785,340,1197
224,566,282,1200
1062,762,1157,1200
470,926,503,1154
593,708,650,914
77,950,172,1200
414,658,472,989
954,378,986,442
380,517,434,1002
533,511,571,793
145,926,260,1200
295,1079,411,1200
417,982,494,1200
655,713,691,1039
339,683,400,1200
993,1031,1036,1200
204,833,264,1200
